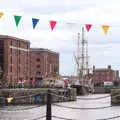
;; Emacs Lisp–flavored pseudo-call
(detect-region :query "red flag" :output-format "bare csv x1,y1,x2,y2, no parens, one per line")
49,20,57,30
85,24,92,32
64,79,68,85
32,77,36,85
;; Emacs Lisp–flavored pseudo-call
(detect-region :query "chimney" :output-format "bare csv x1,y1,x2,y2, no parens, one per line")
108,65,111,69
93,65,95,72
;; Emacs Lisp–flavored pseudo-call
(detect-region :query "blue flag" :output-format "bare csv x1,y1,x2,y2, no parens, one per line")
34,95,41,103
32,18,39,29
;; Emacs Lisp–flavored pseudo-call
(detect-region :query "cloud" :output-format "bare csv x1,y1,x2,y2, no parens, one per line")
0,0,96,14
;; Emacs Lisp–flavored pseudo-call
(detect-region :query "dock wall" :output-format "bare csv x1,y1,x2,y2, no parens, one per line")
0,88,76,105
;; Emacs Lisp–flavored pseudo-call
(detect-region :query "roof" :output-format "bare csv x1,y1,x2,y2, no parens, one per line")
0,35,30,43
95,68,110,71
30,48,59,54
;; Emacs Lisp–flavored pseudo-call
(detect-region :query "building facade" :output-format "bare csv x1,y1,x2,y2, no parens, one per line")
92,65,119,84
0,35,30,87
30,48,59,80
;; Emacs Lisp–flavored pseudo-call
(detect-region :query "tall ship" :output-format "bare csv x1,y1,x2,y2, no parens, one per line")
72,27,93,95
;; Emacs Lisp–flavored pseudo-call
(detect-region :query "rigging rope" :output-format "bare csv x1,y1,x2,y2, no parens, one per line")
53,103,112,110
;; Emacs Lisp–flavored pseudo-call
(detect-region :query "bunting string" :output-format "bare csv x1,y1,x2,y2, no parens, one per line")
0,11,113,35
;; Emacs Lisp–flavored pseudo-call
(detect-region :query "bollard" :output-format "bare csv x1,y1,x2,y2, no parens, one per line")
46,89,52,120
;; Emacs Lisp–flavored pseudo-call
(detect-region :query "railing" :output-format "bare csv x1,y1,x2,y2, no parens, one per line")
0,90,120,120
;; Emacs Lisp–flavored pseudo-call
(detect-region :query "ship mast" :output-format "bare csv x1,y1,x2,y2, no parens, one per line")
76,27,89,85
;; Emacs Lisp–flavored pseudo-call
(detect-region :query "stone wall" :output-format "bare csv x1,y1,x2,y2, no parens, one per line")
0,88,76,105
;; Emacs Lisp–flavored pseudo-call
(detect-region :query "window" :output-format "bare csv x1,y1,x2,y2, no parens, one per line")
36,65,40,68
10,66,12,72
36,58,40,62
54,67,57,72
26,52,29,56
11,40,12,45
26,59,28,65
36,71,41,75
19,50,20,55
27,44,29,49
19,42,21,47
19,57,20,64
10,48,12,54
10,57,12,64
19,66,20,72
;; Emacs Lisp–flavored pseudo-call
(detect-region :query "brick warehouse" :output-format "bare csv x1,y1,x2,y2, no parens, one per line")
92,65,119,84
30,48,59,80
0,35,30,87
0,35,59,87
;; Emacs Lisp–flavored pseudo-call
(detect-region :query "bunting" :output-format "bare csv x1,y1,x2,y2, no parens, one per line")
0,12,114,35
102,25,110,35
85,24,92,32
0,12,4,18
32,18,39,29
66,22,76,31
14,15,22,27
7,97,13,103
49,20,57,30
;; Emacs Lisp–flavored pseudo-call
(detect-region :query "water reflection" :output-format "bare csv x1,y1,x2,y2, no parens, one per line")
0,94,120,120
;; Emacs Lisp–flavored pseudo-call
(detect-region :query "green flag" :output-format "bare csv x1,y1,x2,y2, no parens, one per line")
14,15,22,27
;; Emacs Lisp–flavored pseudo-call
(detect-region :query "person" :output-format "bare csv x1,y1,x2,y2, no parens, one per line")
31,77,36,88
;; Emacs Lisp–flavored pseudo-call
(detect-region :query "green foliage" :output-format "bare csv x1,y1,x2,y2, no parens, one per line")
0,68,8,88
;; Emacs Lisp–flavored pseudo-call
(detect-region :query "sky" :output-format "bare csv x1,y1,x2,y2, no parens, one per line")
0,0,120,75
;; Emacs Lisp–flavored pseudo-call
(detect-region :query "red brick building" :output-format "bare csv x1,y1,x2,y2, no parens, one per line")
0,35,30,87
30,48,59,79
92,65,119,84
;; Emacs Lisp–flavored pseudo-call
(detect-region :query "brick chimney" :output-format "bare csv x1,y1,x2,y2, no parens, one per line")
93,65,95,72
108,65,111,69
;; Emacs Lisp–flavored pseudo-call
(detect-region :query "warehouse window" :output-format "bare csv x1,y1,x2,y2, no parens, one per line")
10,48,12,54
10,66,12,72
10,57,12,64
36,58,40,62
36,71,41,75
11,40,12,45
36,65,40,68
27,45,29,49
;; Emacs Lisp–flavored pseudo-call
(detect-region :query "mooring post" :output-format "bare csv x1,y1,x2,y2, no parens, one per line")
46,89,52,120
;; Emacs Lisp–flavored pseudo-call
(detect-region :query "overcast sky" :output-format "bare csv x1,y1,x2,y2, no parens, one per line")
1,0,120,75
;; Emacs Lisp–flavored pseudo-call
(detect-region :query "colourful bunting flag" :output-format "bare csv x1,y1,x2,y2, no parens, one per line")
85,24,92,32
7,97,13,103
49,20,57,30
0,12,4,18
66,22,77,32
0,12,113,35
32,18,39,29
14,15,22,27
66,22,76,28
102,25,110,35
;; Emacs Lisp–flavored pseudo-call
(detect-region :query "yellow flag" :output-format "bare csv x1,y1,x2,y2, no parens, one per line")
102,25,110,35
0,12,4,18
7,97,13,103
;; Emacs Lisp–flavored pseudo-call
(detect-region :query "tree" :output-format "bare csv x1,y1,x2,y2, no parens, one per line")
0,66,7,88
0,66,2,88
